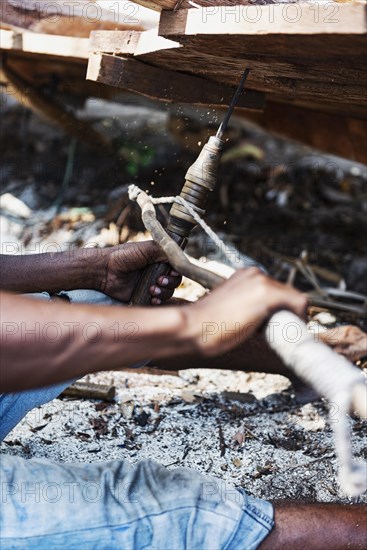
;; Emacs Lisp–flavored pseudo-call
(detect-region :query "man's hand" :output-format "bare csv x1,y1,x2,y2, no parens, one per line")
0,242,181,303
185,268,308,357
98,241,182,304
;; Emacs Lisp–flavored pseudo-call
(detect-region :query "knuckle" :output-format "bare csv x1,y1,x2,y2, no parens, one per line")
245,267,263,278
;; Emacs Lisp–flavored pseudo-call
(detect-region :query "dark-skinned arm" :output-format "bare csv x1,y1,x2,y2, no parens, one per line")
0,290,189,392
0,269,307,392
0,249,105,295
0,241,181,303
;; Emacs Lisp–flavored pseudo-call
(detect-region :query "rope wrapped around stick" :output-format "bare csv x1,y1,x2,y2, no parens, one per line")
129,184,367,496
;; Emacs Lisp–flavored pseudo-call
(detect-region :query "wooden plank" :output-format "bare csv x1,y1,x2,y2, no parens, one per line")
132,1,347,11
159,3,367,61
90,29,178,56
87,52,265,109
0,28,21,48
0,28,89,59
157,4,367,114
0,0,145,36
159,3,367,39
0,52,153,106
245,102,367,164
86,26,367,160
138,47,367,114
131,1,261,10
90,30,142,55
91,28,367,117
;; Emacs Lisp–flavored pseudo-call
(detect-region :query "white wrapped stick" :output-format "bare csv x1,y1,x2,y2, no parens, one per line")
129,185,367,496
265,311,367,496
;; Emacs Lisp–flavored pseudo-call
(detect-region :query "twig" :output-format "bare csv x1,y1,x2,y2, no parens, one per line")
61,382,116,402
218,421,227,457
287,453,335,470
53,138,77,211
116,205,132,228
308,295,367,317
241,424,258,440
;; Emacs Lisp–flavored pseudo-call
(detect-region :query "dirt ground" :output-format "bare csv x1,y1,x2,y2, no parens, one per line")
0,93,366,504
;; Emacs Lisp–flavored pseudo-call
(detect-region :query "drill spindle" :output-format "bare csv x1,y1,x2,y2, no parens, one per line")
216,68,250,141
131,68,250,304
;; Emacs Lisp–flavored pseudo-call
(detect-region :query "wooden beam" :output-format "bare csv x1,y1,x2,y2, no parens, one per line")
133,0,352,11
90,29,178,56
157,4,367,114
131,1,260,10
245,102,367,164
87,52,264,109
0,0,145,37
159,3,367,39
0,51,190,110
0,29,21,49
0,28,89,59
138,49,367,115
90,28,367,118
159,3,367,61
87,25,367,161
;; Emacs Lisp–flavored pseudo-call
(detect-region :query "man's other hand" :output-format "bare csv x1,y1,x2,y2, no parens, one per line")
185,268,308,357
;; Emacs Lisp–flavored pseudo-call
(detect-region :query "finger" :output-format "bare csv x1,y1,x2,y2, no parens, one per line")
237,270,308,322
286,291,309,320
150,285,174,303
157,274,182,290
271,284,309,321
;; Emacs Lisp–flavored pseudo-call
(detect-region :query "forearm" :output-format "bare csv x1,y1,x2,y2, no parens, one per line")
0,250,106,294
0,292,193,392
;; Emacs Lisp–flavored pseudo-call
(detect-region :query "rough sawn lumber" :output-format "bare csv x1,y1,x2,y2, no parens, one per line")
0,28,89,59
87,52,264,108
88,27,367,162
157,3,367,116
0,0,144,36
130,0,314,11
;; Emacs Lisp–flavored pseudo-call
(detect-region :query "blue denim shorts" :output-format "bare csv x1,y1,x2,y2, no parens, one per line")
0,455,273,549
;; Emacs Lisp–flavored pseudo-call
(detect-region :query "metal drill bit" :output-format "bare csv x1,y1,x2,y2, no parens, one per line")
216,68,250,141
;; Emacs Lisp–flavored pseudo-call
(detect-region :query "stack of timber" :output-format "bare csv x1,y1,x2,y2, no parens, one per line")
87,0,367,163
0,0,159,96
1,1,366,162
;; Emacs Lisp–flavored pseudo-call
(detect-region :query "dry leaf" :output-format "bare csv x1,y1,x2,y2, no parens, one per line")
320,326,367,362
232,431,246,446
